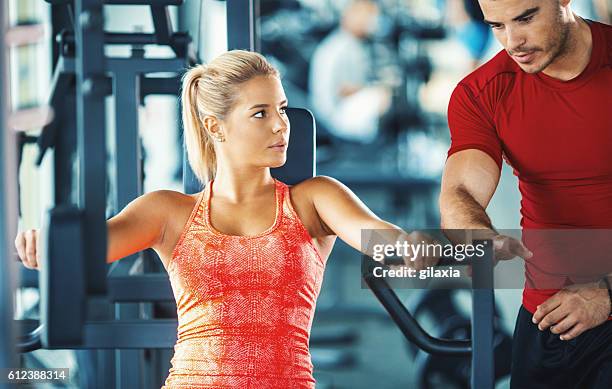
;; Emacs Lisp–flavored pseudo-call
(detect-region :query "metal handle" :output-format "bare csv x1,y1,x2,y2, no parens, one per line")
362,258,472,356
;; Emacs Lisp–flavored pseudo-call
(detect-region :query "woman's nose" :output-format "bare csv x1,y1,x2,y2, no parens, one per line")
272,114,289,134
273,124,288,134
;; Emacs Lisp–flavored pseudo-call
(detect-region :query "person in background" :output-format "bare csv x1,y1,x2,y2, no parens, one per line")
309,0,392,143
447,0,493,68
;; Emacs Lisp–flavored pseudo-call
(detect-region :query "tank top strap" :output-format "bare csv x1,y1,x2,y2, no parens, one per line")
168,188,207,268
192,188,207,222
273,178,286,223
202,181,212,230
277,179,298,224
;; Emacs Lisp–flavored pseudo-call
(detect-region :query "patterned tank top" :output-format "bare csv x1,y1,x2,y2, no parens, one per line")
162,179,326,388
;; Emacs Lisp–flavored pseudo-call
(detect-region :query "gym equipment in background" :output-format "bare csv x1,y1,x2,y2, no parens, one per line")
408,289,512,388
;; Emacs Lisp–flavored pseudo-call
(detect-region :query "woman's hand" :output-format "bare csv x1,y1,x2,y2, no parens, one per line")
14,229,41,270
398,230,441,271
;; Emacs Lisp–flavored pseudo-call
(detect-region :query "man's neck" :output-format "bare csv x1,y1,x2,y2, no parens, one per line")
542,16,593,81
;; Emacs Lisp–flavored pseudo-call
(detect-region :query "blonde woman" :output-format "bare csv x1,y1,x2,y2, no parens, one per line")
15,50,434,388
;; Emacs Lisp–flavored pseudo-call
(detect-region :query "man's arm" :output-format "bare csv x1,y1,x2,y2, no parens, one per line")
440,149,500,238
440,149,532,260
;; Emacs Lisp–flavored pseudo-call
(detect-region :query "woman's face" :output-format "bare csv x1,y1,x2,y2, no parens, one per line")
217,75,290,171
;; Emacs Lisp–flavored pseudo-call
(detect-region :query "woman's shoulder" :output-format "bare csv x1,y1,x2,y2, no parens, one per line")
137,189,201,216
285,177,339,241
289,175,343,191
141,190,204,261
289,175,349,202
142,188,199,202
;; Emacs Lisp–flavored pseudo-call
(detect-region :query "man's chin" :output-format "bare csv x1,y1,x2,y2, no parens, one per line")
513,57,549,74
516,62,543,74
511,49,560,75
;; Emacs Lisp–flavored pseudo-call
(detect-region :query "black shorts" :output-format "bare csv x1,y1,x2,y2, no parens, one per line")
511,305,612,389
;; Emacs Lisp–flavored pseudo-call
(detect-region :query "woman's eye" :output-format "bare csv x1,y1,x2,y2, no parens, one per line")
253,111,265,118
280,107,287,114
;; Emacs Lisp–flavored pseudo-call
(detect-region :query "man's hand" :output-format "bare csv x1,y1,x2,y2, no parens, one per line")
532,283,612,341
464,234,532,276
492,234,533,263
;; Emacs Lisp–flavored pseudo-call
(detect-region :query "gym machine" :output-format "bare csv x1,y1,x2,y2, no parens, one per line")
362,254,503,389
1,1,504,388
7,0,192,388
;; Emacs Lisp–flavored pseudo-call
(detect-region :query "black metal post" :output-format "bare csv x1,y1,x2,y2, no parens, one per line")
112,70,144,389
75,0,107,294
471,241,495,389
0,0,19,382
227,0,259,51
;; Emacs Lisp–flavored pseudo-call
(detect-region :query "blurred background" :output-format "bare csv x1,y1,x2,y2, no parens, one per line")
9,0,611,388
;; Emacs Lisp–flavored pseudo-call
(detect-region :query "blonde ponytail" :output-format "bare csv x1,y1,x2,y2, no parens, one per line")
181,65,216,184
180,50,280,185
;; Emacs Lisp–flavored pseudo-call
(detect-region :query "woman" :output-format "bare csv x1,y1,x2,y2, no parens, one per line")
15,50,434,388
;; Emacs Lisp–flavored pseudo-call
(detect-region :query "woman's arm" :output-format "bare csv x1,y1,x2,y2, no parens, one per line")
106,190,173,263
306,176,399,246
15,190,173,269
304,176,436,267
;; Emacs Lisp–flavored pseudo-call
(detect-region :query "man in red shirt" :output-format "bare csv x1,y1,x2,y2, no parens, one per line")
440,0,612,387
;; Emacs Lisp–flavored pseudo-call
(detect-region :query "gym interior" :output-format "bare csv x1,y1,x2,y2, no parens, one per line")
1,0,609,388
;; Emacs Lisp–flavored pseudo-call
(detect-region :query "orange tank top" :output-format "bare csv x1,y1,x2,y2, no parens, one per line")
162,179,326,388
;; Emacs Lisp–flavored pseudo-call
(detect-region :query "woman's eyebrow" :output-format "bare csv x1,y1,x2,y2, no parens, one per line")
248,103,269,110
248,100,288,110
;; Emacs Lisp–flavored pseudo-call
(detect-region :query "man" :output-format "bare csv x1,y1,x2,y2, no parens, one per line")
439,0,612,387
309,0,391,143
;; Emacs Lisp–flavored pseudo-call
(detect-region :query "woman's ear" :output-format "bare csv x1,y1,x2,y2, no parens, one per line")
202,115,225,142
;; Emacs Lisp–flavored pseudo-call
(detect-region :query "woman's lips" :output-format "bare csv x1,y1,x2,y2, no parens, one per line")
268,144,287,151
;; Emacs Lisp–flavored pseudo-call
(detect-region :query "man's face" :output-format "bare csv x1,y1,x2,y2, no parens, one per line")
479,0,570,73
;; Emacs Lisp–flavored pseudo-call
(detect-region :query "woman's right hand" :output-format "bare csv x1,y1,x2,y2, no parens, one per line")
14,229,40,270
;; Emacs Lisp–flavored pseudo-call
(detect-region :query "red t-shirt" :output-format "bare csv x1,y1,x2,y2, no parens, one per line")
447,21,612,314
